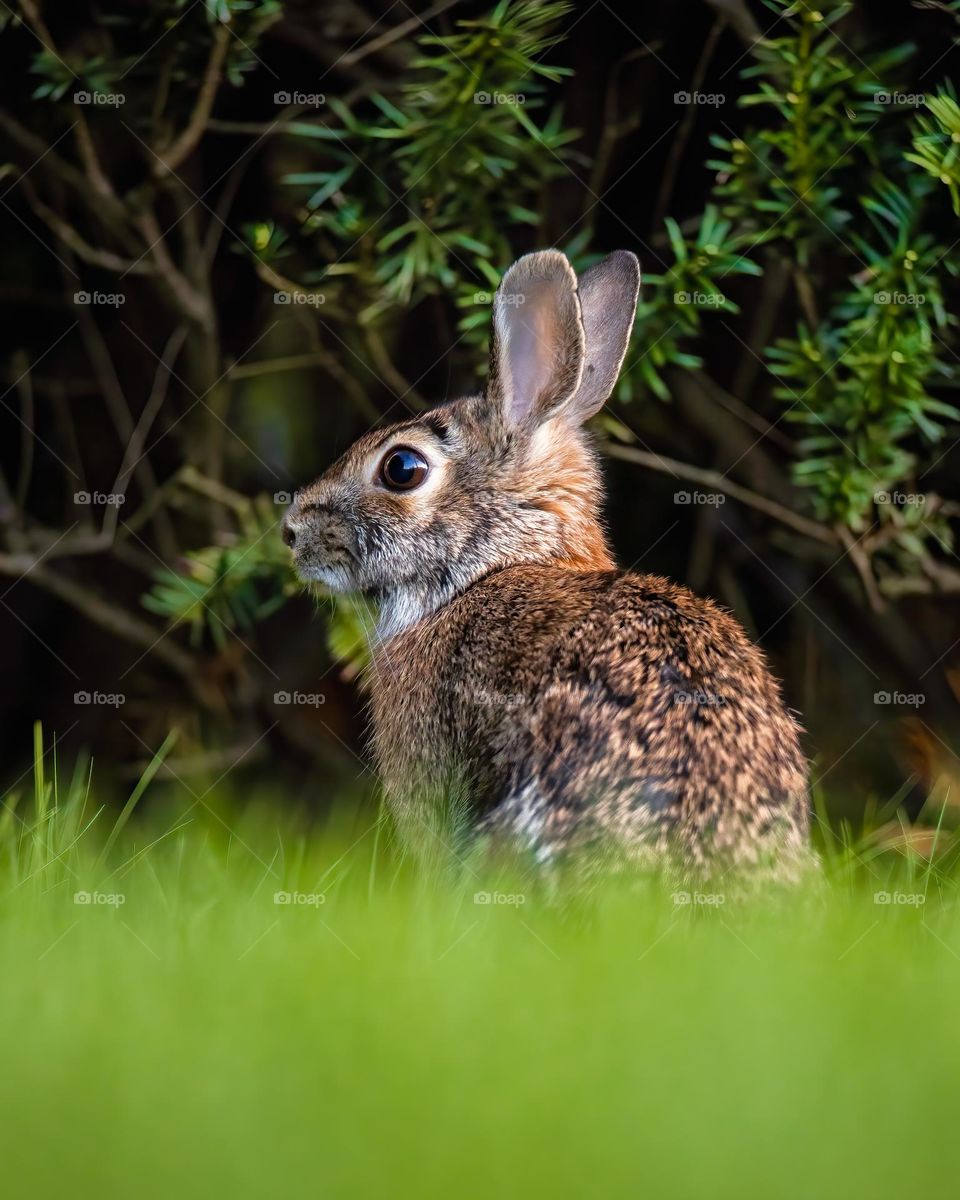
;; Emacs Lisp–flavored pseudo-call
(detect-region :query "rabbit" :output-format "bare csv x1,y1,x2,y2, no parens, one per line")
282,249,811,877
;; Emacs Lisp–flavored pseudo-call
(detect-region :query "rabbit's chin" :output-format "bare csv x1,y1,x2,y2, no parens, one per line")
294,561,355,592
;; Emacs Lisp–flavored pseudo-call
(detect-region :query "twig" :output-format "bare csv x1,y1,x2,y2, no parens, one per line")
600,441,837,545
135,208,213,328
339,0,463,67
703,0,764,46
652,17,726,230
12,351,34,511
152,22,231,178
106,325,189,542
19,0,115,198
836,523,885,613
16,174,153,275
0,556,196,681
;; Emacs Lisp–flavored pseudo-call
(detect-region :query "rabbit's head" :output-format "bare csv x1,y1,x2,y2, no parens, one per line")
283,249,640,635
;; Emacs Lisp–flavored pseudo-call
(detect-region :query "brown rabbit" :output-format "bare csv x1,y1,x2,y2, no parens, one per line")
283,250,810,875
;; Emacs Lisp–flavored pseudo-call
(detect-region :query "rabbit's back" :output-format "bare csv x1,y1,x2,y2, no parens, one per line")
370,565,809,870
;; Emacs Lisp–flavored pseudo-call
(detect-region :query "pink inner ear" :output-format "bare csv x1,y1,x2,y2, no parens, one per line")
503,277,570,426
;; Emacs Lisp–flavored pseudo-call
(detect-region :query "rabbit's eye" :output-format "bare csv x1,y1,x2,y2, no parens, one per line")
379,446,429,491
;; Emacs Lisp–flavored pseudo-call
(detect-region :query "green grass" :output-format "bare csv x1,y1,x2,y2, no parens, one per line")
2,727,959,1198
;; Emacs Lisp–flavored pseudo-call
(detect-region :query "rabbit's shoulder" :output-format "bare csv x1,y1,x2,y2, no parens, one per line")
441,564,761,676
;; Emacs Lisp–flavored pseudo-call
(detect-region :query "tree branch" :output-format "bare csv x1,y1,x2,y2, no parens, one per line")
152,22,231,179
600,441,837,545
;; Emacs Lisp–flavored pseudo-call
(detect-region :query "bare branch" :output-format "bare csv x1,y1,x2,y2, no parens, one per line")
19,0,115,199
600,441,837,545
152,22,231,179
16,173,154,275
0,555,196,681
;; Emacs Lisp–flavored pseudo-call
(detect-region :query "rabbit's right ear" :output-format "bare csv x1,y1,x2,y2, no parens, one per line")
486,250,585,432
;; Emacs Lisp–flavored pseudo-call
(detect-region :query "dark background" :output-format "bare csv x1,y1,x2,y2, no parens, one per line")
1,0,958,835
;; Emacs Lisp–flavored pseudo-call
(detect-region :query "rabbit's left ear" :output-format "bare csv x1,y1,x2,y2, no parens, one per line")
487,250,586,431
564,250,640,424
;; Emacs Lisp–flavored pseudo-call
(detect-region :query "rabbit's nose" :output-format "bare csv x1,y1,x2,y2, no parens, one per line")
281,520,296,549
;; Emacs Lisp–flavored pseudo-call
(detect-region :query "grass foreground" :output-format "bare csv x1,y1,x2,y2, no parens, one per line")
2,730,958,1199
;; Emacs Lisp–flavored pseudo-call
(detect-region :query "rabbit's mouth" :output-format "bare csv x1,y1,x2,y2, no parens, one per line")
291,552,357,593
283,502,362,590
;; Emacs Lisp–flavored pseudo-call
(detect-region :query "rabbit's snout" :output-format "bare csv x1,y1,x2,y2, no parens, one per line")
282,493,360,587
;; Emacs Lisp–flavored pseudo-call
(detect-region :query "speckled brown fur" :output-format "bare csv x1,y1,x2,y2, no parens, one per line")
283,249,810,875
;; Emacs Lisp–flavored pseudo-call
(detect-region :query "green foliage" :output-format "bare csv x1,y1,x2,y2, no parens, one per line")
708,2,913,257
5,741,960,1198
907,91,960,214
191,0,960,654
768,179,958,526
283,0,575,313
143,495,293,648
27,0,281,108
141,487,374,674
623,206,761,402
611,0,959,579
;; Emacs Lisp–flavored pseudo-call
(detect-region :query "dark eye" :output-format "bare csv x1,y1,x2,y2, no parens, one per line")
379,446,429,491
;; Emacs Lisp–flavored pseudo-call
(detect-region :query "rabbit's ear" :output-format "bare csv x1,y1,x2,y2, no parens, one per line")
487,250,585,431
564,250,640,425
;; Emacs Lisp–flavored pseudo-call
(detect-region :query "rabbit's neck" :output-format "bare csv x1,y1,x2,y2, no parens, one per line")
374,514,613,640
